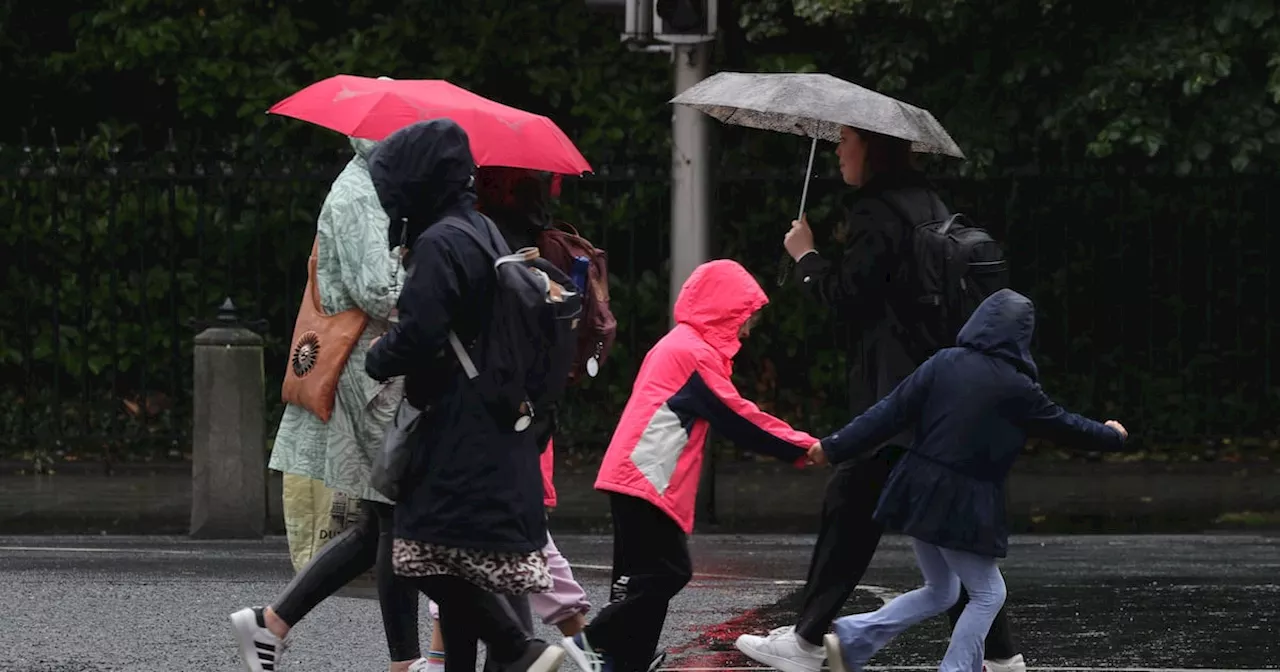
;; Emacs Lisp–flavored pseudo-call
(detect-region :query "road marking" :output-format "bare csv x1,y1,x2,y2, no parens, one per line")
0,545,200,555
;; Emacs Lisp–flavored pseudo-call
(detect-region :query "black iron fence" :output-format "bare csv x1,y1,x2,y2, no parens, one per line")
1,147,1277,464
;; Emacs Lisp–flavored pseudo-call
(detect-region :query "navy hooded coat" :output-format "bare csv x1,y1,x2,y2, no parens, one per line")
364,119,547,553
820,289,1126,557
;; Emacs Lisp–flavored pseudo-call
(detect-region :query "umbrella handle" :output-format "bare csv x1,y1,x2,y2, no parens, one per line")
777,137,820,287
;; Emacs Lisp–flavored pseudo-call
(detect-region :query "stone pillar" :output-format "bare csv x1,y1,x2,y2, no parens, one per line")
190,298,267,539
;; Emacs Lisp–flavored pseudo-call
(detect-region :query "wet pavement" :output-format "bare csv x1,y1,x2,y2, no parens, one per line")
0,533,1276,671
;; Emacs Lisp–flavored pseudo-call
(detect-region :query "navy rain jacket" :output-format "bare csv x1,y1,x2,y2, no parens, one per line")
820,289,1126,557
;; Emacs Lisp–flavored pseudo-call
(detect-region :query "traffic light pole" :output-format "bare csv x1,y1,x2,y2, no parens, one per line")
668,41,712,320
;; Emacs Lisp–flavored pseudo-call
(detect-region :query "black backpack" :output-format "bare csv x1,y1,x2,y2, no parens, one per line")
441,215,583,434
881,190,1010,353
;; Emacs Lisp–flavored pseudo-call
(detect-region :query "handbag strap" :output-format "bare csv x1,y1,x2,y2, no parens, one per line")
306,237,329,317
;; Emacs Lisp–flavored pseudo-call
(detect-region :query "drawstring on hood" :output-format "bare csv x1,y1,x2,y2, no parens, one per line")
956,288,1039,380
672,260,768,360
367,118,478,252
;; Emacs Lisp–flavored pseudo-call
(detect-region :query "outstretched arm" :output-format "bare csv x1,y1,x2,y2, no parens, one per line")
667,355,815,465
821,357,936,463
1020,383,1127,451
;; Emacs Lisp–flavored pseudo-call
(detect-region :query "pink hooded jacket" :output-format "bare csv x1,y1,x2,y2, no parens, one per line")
594,260,816,532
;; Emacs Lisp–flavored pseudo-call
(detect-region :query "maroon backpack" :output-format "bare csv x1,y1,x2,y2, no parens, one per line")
535,222,617,382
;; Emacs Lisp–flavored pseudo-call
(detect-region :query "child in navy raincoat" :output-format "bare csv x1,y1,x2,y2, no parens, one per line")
810,289,1129,672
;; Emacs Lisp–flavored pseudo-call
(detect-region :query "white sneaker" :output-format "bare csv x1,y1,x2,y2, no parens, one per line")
734,626,825,672
230,607,287,672
984,654,1027,672
407,659,436,672
823,634,848,672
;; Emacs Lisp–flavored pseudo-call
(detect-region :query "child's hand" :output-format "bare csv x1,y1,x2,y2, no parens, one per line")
806,441,828,467
1105,420,1128,439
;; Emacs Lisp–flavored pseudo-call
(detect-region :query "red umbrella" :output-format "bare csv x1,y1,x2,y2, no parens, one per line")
269,75,592,175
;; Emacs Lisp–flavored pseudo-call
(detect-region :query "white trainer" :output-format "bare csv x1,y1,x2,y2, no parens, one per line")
984,654,1028,672
734,626,825,672
230,607,287,672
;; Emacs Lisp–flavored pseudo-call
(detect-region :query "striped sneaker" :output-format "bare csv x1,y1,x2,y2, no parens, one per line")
230,607,287,672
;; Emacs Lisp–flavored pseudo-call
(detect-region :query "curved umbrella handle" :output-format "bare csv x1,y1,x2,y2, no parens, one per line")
776,137,820,287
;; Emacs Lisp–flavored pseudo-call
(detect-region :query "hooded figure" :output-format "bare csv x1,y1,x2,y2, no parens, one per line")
269,135,406,505
567,260,815,672
365,118,548,557
239,136,420,672
365,119,565,672
593,259,816,533
817,289,1128,672
819,289,1127,557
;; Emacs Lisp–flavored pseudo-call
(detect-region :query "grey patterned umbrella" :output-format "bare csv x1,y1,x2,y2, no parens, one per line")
670,71,965,284
669,71,965,158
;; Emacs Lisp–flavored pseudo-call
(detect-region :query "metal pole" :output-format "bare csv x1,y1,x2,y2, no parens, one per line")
669,41,712,323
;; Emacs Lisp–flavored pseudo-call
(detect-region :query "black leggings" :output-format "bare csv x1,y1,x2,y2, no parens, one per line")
412,575,533,672
271,500,421,661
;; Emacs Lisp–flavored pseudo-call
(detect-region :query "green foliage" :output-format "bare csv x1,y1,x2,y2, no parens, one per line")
737,0,1280,177
3,0,1280,462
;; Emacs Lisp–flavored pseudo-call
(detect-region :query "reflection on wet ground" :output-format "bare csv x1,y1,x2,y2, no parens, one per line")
0,534,1274,671
639,534,1280,671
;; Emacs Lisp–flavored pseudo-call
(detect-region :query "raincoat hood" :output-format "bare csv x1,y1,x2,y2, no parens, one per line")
956,289,1038,380
673,259,768,359
367,118,478,250
349,136,379,160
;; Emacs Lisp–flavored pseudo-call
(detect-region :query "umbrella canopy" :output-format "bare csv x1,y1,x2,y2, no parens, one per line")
269,75,593,175
670,71,965,159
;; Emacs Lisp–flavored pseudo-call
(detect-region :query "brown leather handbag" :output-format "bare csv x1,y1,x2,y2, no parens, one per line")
281,237,370,423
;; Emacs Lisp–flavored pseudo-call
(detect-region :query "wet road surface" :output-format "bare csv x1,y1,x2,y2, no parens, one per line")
0,534,1275,671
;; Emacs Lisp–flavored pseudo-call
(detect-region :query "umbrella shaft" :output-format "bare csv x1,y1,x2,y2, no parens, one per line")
797,136,818,219
779,137,820,287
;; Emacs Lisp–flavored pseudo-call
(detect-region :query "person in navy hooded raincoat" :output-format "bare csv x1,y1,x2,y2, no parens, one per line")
810,289,1129,672
364,119,563,672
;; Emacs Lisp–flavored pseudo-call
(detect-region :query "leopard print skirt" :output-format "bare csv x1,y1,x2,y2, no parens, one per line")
392,538,553,595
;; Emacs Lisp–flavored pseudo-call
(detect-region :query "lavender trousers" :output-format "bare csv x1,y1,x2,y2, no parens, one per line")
832,538,1006,672
428,530,591,627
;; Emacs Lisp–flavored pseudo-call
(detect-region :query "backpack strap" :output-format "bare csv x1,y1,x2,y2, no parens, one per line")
441,215,506,260
437,215,505,381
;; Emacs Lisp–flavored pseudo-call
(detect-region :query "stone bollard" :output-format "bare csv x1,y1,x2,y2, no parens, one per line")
190,297,267,539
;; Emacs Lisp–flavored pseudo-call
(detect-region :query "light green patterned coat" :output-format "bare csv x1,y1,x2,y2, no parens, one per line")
268,137,406,504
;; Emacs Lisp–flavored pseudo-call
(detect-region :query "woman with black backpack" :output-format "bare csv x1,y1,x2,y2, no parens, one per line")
364,119,566,672
734,124,1027,672
414,166,598,672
